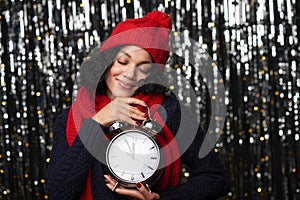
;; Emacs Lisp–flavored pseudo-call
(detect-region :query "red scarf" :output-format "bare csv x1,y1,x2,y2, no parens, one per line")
66,87,181,199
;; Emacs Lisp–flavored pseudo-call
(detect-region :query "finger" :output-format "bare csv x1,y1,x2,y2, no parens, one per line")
104,175,116,188
104,175,115,183
111,98,146,119
116,105,145,125
117,107,140,125
104,178,144,199
114,187,144,199
136,182,160,200
135,182,149,196
110,102,131,121
127,98,147,107
128,107,147,121
104,175,125,193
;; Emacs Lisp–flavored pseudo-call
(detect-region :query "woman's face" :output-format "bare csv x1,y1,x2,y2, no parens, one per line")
106,45,153,99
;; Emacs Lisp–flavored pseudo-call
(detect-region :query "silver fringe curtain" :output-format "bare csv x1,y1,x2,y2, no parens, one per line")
0,0,299,199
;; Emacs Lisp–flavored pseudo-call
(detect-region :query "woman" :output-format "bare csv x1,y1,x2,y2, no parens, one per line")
45,11,230,200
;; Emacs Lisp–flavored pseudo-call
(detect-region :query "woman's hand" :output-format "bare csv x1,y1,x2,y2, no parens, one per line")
92,97,147,126
104,175,160,200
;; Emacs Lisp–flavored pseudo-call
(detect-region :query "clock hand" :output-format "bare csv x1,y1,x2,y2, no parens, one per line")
132,142,135,159
124,139,135,159
128,153,158,170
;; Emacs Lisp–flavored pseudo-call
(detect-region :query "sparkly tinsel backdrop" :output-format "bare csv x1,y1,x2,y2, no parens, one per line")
0,0,299,199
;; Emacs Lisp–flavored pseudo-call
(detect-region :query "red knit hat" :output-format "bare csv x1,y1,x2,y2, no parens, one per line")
100,11,172,71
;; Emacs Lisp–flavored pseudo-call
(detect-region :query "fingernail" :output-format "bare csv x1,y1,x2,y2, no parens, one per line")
136,182,142,188
136,121,141,126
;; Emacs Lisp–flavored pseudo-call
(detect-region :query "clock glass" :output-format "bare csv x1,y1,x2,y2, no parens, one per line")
106,130,160,185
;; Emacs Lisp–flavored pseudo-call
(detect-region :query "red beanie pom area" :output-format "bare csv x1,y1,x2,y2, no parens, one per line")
100,11,172,70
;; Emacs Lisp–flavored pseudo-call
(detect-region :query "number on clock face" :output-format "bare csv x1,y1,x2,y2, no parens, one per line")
106,130,160,184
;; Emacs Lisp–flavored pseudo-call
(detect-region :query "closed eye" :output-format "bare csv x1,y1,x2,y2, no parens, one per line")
138,63,152,74
117,60,127,65
139,68,151,75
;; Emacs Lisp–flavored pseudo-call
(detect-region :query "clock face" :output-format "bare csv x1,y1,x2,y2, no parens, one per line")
106,130,160,184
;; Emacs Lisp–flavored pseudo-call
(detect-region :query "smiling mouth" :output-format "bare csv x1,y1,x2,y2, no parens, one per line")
118,79,137,89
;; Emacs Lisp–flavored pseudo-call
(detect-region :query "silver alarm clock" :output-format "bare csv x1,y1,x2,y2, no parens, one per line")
105,110,163,188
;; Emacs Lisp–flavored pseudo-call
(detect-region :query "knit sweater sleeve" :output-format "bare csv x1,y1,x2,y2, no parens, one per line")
45,108,105,200
157,97,230,200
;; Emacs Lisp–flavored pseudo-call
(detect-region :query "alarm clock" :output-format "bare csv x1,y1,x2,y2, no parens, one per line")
105,118,163,188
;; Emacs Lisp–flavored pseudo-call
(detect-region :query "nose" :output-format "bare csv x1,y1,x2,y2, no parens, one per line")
123,66,136,80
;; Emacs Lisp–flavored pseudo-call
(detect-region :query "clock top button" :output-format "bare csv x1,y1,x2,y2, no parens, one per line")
143,120,163,135
106,121,127,134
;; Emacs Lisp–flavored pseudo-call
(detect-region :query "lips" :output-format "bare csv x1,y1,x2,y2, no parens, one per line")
118,79,136,90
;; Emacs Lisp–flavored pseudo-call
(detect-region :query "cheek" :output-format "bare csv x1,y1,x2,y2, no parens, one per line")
106,64,124,81
106,64,124,87
109,64,122,76
106,68,116,86
136,73,149,82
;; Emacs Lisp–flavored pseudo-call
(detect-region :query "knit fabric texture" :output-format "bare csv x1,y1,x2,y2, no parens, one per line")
100,11,171,70
45,96,230,199
66,87,181,199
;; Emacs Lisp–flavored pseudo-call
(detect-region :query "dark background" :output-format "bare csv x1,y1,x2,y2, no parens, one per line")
0,0,299,199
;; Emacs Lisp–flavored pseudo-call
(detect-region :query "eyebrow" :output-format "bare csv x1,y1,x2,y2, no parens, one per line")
120,50,132,58
119,50,152,65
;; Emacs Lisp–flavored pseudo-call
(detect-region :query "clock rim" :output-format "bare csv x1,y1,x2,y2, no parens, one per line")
105,129,162,187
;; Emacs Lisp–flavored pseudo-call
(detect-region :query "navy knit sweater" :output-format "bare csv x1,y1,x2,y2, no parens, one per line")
45,96,230,199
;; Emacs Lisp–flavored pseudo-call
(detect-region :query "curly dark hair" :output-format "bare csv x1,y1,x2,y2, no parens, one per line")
79,45,171,97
